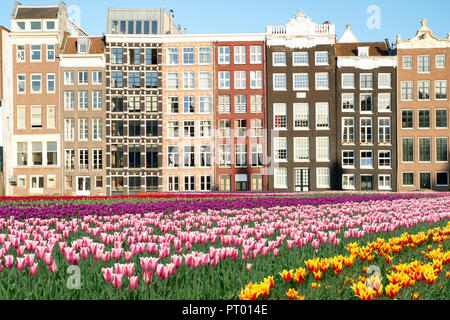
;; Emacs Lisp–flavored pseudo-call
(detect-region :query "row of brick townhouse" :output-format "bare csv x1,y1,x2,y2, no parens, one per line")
0,3,449,195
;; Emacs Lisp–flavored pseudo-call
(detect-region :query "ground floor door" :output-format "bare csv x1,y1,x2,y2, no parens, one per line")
76,176,91,196
294,168,310,192
361,175,374,191
420,172,431,190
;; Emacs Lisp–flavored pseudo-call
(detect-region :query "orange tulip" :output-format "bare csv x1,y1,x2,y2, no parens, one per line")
280,269,293,282
294,267,306,285
286,288,298,300
313,270,323,281
385,283,401,298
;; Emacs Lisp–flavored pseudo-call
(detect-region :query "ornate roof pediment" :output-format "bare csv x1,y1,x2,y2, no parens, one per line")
397,18,450,49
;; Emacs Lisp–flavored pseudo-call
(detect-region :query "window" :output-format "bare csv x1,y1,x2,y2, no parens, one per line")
342,174,356,190
64,119,74,140
315,73,329,90
378,93,391,112
17,45,25,62
401,81,413,101
145,72,158,88
111,71,123,88
235,175,248,191
111,176,123,194
46,74,55,93
342,93,354,112
250,95,263,113
274,137,287,161
166,72,178,90
129,48,141,65
200,145,211,168
274,168,288,189
378,118,391,144
342,118,355,144
360,94,373,113
78,91,88,110
30,176,44,193
31,45,41,61
251,144,263,167
200,176,211,191
378,73,391,88
218,72,231,90
218,95,231,113
183,121,195,138
182,72,195,90
198,72,211,90
92,91,102,109
378,175,391,190
402,110,413,129
250,119,263,137
235,119,247,138
64,72,74,85
31,74,42,93
436,55,446,68
199,96,211,114
184,176,195,191
65,149,74,170
234,95,247,113
293,52,308,66
46,142,57,166
183,146,195,168
168,176,179,191
128,96,141,113
78,71,88,85
129,120,141,137
402,138,414,163
129,72,141,88
168,97,179,114
17,22,26,30
183,96,195,114
436,109,448,128
360,151,373,168
167,121,179,138
403,56,412,69
293,103,309,130
316,137,330,162
250,71,262,89
293,73,309,90
294,137,309,162
129,145,141,168
379,151,391,169
17,142,28,166
95,176,103,189
17,74,26,93
167,48,178,65
145,96,157,112
418,81,430,100
357,47,369,57
31,106,42,128
198,47,211,65
146,120,158,137
111,48,123,64
342,74,355,89
47,105,56,129
182,47,194,65
200,120,211,138
315,52,328,65
402,172,414,186
32,142,43,165
418,55,430,73
419,138,431,162
78,118,88,140
145,144,158,169
317,168,330,188
360,118,373,144
111,145,124,168
273,52,286,66
436,138,448,162
128,21,134,34
145,48,158,65
218,120,231,138
342,151,355,168
17,106,26,129
315,103,329,129
435,80,448,100
219,145,231,168
111,96,123,112
419,110,431,128
234,71,246,89
273,103,287,129
218,46,230,64
436,172,449,186
234,46,246,64
250,46,262,64
273,74,287,91
360,74,373,89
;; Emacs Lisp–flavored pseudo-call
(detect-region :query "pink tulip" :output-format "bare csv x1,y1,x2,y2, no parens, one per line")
129,276,138,290
143,271,152,285
112,274,123,289
102,267,113,282
246,263,252,271
125,263,135,277
29,263,38,275
102,252,110,262
124,251,132,262
25,254,35,267
114,263,125,275
273,248,279,257
16,257,26,271
4,255,13,269
49,261,58,273
311,239,320,250
0,261,2,273
80,247,89,259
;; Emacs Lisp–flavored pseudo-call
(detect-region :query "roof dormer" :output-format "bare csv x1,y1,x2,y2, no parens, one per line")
77,37,90,54
358,46,369,57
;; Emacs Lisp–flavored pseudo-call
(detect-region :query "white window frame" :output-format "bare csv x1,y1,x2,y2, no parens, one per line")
273,73,287,91
274,168,288,189
315,51,329,66
293,73,309,91
315,72,329,90
316,167,330,189
316,136,330,162
342,174,356,190
272,52,287,66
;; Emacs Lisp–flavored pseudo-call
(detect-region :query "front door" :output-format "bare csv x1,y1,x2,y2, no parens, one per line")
420,173,431,190
76,176,91,196
361,175,374,191
294,168,309,192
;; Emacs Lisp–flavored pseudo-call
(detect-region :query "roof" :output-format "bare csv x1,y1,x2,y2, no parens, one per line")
15,6,59,20
63,37,106,54
335,42,390,57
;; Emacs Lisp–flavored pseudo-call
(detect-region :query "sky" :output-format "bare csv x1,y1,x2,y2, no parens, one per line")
2,0,450,44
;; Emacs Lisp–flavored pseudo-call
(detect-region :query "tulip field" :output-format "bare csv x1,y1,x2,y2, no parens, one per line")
0,192,448,300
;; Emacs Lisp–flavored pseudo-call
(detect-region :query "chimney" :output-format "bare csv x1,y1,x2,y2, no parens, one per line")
385,38,391,51
184,27,187,34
